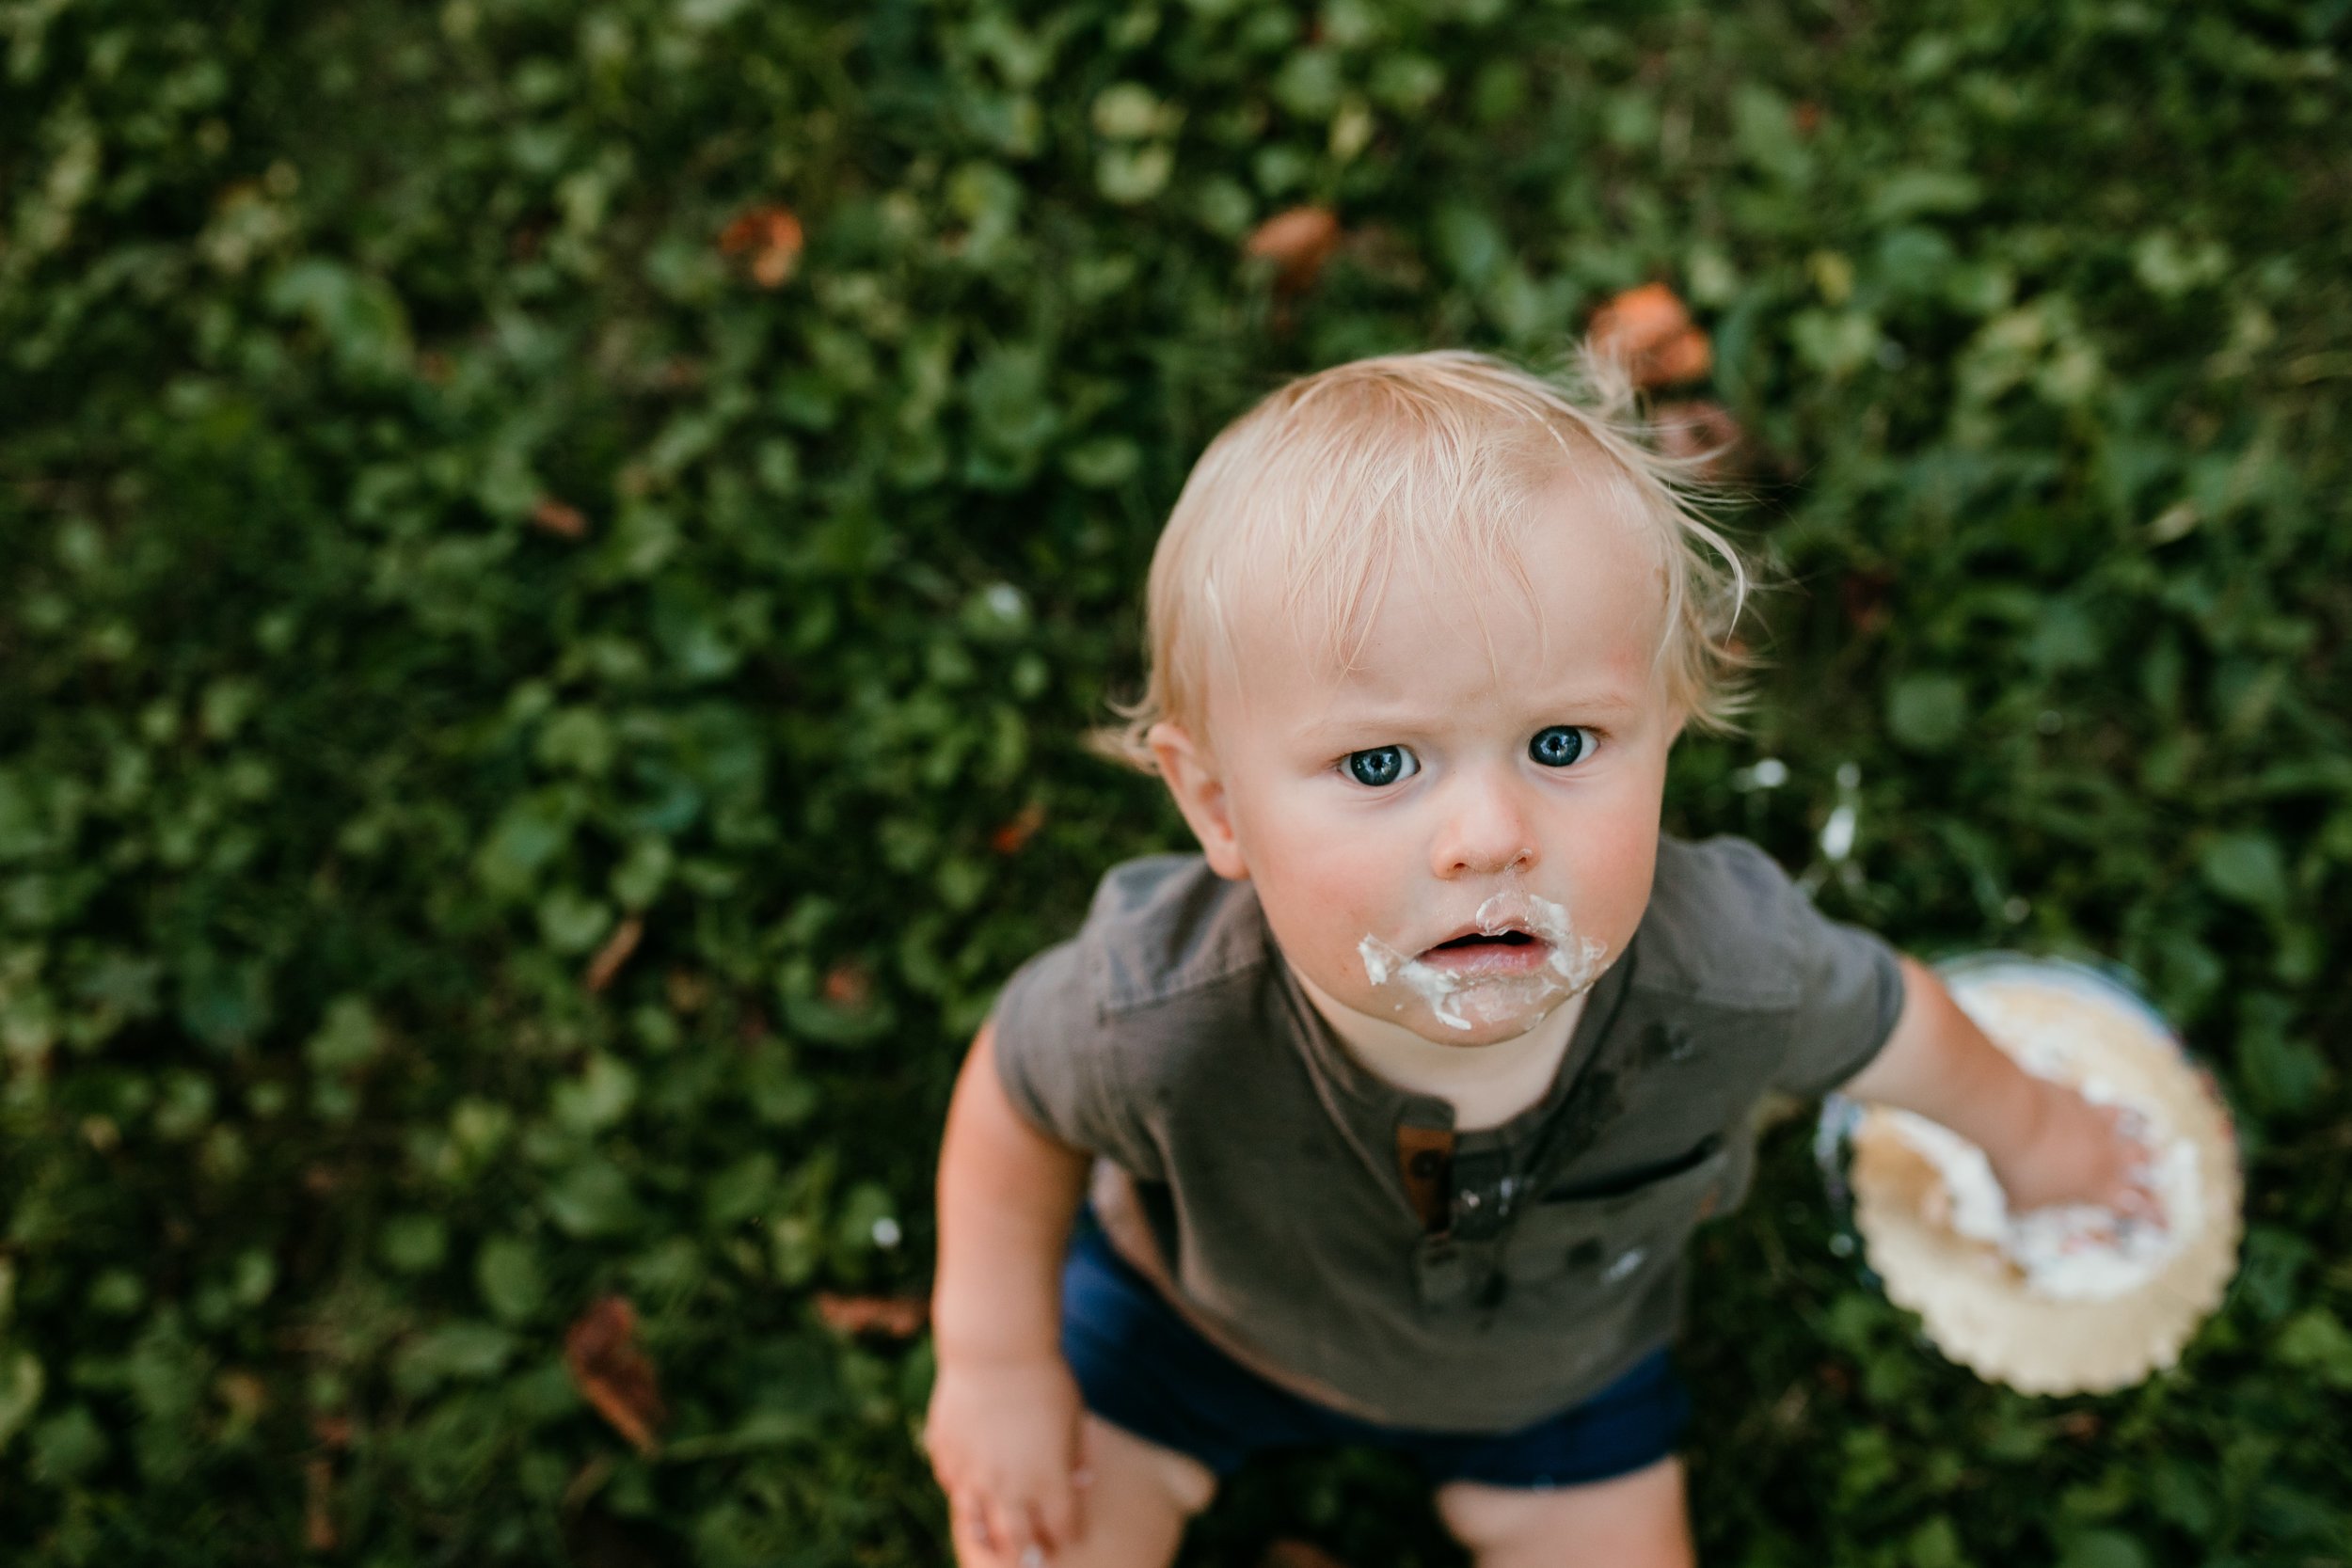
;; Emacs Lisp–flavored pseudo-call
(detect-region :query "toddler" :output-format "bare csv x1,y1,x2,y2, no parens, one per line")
922,350,2152,1568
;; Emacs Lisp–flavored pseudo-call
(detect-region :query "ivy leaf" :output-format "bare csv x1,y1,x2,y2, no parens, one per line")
0,1350,43,1454
2275,1309,2352,1390
476,1238,547,1325
1887,673,1968,752
2199,832,2288,915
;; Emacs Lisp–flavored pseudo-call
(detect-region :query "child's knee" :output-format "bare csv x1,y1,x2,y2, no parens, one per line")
1084,1414,1218,1517
1435,1458,1692,1568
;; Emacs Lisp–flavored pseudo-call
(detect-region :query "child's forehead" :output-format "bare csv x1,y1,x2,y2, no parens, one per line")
1210,477,1671,727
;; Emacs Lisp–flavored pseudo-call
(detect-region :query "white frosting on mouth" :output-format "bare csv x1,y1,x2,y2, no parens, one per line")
1357,880,1606,1033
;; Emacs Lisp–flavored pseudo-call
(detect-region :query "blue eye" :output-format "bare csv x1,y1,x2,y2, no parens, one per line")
1530,725,1596,768
1344,746,1418,787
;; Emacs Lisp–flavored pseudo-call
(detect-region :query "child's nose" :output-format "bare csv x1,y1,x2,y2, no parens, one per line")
1430,770,1536,878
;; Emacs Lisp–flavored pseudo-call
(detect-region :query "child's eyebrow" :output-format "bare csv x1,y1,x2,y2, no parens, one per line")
1300,689,1643,737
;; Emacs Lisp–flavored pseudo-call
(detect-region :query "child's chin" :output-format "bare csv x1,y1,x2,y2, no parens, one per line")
1409,992,1560,1045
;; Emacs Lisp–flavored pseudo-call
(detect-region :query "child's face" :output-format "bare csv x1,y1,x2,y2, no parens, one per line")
1152,475,1681,1048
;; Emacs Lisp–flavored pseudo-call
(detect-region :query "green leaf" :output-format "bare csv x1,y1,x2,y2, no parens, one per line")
0,1350,43,1453
1095,144,1173,204
1272,49,1343,119
543,1158,643,1238
537,887,614,955
0,770,44,861
705,1152,780,1229
550,1053,639,1133
393,1322,517,1391
379,1213,449,1275
476,796,573,899
2274,1309,2352,1389
1432,202,1506,288
29,1405,107,1483
2199,832,2289,915
476,1238,547,1324
1905,1515,1964,1568
1887,673,1968,752
1868,168,1984,224
2059,1530,2151,1568
1089,83,1168,139
305,995,386,1075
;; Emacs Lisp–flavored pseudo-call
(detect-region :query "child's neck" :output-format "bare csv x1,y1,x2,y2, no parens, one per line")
1288,962,1587,1133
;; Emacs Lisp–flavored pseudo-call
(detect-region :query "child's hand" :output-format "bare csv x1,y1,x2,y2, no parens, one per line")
923,1354,1090,1565
1990,1080,2163,1225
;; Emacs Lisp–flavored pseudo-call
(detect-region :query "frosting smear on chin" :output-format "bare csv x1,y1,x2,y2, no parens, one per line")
1357,879,1606,1033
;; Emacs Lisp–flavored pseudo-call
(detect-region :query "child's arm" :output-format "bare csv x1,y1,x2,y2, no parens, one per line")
926,1020,1094,1562
1837,956,2155,1216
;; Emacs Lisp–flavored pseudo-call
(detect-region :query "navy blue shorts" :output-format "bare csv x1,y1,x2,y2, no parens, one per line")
1058,1211,1690,1489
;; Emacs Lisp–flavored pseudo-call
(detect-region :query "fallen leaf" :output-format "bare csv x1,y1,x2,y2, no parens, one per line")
1259,1541,1352,1568
304,1455,338,1551
215,1370,269,1422
813,1292,929,1338
821,962,871,1009
1649,399,1747,481
719,203,804,289
990,801,1047,856
1245,206,1343,293
564,1296,667,1457
583,915,644,994
664,968,711,1015
1840,569,1895,636
531,497,588,539
1588,281,1712,388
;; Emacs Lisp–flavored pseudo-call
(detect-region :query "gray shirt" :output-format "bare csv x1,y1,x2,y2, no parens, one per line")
990,834,1904,1432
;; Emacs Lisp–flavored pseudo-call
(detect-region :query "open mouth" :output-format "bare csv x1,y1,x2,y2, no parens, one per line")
1414,928,1551,975
1427,930,1538,953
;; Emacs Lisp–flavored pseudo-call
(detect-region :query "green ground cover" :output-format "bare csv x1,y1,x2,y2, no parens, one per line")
3,0,2348,1561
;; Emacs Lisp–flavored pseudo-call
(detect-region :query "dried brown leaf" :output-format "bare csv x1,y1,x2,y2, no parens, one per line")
1589,282,1713,389
1245,206,1343,293
531,497,588,539
813,1291,930,1339
720,204,804,289
564,1296,667,1457
821,962,871,1009
304,1456,338,1552
583,915,644,994
990,801,1047,857
1648,399,1747,482
1259,1541,1353,1568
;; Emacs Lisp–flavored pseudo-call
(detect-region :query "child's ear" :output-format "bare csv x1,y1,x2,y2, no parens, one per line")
1147,721,1249,880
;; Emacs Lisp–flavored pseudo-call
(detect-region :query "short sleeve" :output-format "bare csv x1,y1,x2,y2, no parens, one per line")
987,936,1167,1180
1772,884,1908,1099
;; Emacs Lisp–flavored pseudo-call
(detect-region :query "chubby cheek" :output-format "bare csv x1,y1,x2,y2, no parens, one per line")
1565,795,1663,958
1236,800,1397,985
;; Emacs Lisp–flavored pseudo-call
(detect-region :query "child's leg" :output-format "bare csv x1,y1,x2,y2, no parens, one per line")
951,1415,1216,1568
1433,1456,1693,1568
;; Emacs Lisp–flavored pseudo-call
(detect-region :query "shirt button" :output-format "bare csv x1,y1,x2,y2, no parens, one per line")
1408,1150,1445,1179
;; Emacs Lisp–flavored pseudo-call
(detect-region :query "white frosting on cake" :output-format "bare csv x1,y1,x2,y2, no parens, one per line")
1876,1103,2201,1301
1878,973,2209,1301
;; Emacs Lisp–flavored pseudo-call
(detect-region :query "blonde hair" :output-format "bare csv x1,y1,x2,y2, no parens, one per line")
1089,346,1758,772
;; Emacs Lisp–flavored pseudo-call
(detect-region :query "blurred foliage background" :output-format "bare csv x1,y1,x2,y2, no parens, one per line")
3,0,2349,1562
